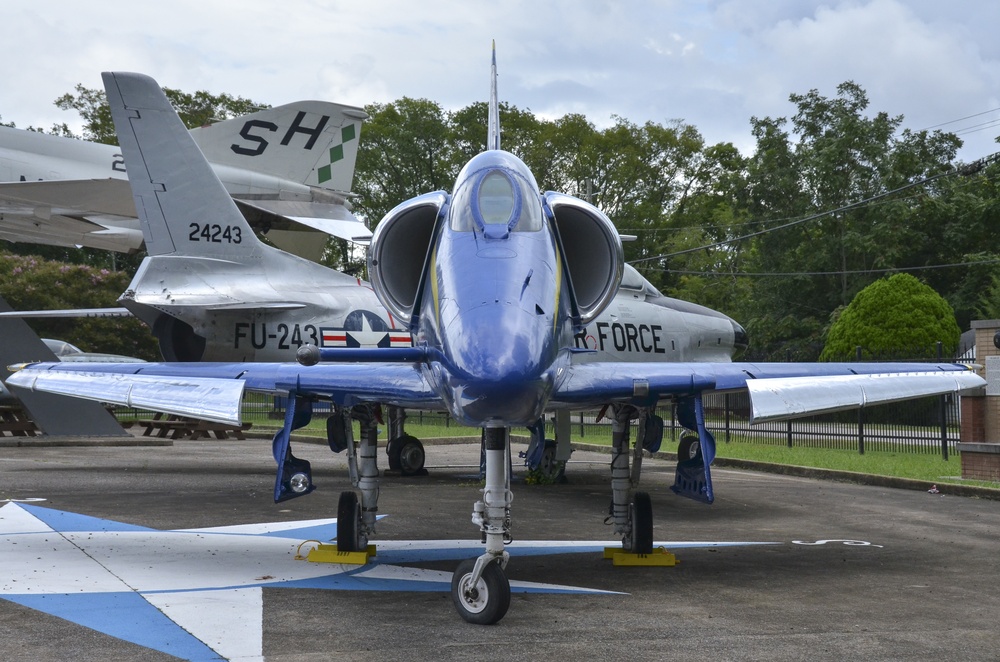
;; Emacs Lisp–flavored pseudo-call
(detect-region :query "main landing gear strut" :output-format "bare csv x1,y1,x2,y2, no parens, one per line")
331,404,382,552
451,425,513,624
606,404,661,554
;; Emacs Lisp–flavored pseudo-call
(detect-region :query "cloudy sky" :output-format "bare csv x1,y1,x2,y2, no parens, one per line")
4,0,1000,162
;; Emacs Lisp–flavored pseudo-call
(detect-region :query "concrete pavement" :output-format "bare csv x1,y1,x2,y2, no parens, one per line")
1,436,998,661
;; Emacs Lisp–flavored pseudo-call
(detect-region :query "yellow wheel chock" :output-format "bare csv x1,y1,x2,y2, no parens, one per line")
295,540,377,565
603,546,678,567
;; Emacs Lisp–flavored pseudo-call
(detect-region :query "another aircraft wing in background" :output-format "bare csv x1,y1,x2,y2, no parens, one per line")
0,96,371,260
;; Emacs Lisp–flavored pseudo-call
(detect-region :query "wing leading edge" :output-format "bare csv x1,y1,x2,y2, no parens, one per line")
4,358,983,426
551,360,983,422
5,360,440,424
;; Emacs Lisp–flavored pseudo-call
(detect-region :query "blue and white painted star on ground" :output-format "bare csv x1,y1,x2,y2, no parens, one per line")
0,501,785,661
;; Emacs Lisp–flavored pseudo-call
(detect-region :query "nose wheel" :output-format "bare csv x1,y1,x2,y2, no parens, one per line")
451,558,511,625
336,491,366,552
629,491,654,554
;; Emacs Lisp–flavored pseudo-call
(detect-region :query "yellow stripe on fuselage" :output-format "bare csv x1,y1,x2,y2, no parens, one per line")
430,244,441,329
553,245,562,334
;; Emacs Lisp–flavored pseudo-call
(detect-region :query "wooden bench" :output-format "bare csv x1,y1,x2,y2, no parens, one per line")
0,406,37,437
136,413,252,440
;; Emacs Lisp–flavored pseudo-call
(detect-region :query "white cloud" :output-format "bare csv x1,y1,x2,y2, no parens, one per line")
3,0,999,160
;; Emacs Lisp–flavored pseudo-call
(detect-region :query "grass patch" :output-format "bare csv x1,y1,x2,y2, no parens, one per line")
711,440,995,486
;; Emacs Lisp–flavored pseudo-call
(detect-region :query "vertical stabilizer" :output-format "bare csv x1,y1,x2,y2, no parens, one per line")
488,41,501,151
102,72,262,259
190,101,367,194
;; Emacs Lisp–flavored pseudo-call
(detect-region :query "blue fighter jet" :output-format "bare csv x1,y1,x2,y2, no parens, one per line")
6,48,983,624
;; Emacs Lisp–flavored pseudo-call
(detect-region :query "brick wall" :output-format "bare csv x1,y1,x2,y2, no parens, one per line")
963,322,1000,481
961,396,986,443
961,449,1000,482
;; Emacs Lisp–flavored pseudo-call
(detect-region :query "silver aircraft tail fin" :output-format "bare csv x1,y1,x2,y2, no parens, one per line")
190,100,367,194
102,71,262,259
488,41,500,151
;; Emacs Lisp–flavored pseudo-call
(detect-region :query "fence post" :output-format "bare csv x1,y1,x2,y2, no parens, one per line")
858,408,865,455
940,394,949,461
579,411,585,437
724,393,731,443
786,419,793,448
670,401,677,441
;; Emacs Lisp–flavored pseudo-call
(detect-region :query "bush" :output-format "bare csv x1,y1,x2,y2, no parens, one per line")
820,273,960,360
0,252,160,360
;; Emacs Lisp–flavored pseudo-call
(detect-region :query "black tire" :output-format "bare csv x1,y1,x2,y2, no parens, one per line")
398,437,425,476
537,440,566,482
630,491,654,555
451,558,511,625
386,436,403,471
337,491,363,552
678,432,702,462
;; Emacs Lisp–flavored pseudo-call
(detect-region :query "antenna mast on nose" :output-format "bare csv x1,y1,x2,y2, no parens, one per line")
488,40,500,151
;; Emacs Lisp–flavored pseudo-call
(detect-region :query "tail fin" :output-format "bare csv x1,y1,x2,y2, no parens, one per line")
190,100,367,193
488,41,500,151
102,71,263,258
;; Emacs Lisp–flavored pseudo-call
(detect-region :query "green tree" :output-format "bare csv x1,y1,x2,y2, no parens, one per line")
736,81,961,353
820,273,960,360
53,83,265,145
354,98,457,228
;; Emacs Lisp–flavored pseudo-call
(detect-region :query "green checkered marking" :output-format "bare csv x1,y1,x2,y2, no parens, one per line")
317,123,359,184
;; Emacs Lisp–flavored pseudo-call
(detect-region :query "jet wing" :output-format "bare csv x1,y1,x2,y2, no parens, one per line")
0,307,133,318
0,179,136,216
5,361,441,424
552,360,983,422
6,358,982,428
235,199,373,244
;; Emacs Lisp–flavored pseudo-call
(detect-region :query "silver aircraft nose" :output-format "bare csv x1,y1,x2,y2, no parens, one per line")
732,320,749,352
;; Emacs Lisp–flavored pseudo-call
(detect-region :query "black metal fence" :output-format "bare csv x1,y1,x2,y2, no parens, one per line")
561,392,960,459
113,344,967,460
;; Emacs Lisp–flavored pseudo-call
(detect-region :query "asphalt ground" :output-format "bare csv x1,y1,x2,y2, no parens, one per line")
1,434,999,661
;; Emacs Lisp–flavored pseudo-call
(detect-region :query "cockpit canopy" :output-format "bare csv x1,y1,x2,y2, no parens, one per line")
450,151,543,237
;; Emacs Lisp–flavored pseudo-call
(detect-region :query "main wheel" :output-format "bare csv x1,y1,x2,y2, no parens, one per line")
451,558,511,625
630,491,654,555
386,434,407,471
536,439,566,482
337,491,364,552
678,432,702,462
397,437,425,476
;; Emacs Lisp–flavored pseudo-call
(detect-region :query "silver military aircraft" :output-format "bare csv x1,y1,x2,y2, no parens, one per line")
0,98,372,262
6,57,983,625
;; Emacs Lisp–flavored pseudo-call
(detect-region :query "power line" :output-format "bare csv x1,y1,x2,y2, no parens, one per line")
638,257,1000,278
922,106,1000,131
629,150,1000,264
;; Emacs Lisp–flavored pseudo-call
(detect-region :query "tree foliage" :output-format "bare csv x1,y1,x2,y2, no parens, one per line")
0,254,159,359
820,273,960,360
734,82,964,353
53,83,266,145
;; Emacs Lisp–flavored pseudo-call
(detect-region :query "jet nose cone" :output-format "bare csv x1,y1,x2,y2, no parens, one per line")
442,302,556,426
732,320,749,352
